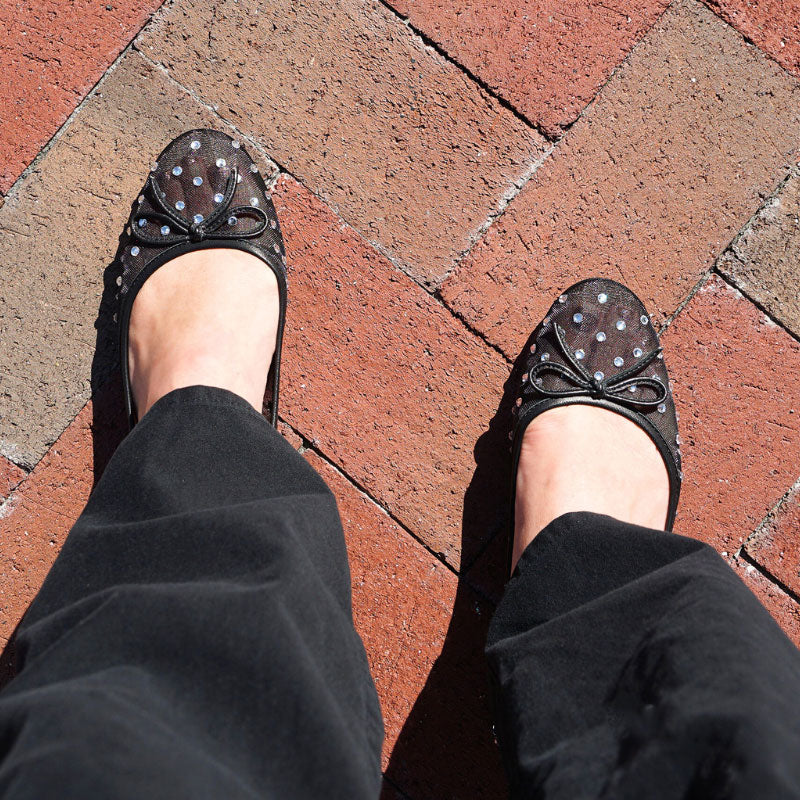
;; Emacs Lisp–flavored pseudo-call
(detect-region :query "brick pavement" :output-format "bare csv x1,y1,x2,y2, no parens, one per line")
1,0,799,796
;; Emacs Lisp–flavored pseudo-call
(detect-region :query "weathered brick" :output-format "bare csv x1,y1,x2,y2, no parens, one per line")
731,556,800,649
0,51,275,468
1,403,96,646
703,0,800,78
137,0,546,286
276,175,510,569
386,0,670,136
0,457,26,504
718,165,800,339
306,453,505,796
744,482,800,596
0,0,163,192
0,380,125,647
441,0,800,359
277,420,303,450
663,276,800,553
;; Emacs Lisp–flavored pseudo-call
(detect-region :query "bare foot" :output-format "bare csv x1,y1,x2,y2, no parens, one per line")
128,248,280,418
512,405,669,571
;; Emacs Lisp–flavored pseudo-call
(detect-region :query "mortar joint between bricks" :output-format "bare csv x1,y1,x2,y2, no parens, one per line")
439,142,556,287
744,473,800,553
373,0,558,142
711,268,800,347
737,547,800,607
300,442,463,579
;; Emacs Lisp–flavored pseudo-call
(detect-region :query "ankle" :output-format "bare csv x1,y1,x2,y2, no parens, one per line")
512,405,669,569
128,250,280,418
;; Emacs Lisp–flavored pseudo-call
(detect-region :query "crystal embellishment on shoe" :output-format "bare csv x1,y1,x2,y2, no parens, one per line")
508,278,683,575
116,128,288,430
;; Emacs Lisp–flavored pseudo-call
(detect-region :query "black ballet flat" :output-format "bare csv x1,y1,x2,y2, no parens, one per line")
508,278,682,575
115,129,288,428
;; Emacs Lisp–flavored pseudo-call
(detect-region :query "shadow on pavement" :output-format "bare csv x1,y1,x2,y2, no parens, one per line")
384,340,534,798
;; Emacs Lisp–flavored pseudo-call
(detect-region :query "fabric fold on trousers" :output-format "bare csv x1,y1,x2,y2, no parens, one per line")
486,511,800,800
0,386,384,800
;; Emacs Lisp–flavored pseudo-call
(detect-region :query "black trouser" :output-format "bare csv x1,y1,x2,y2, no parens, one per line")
0,387,798,799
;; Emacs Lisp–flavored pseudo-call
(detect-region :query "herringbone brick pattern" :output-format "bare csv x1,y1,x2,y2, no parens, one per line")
1,0,799,796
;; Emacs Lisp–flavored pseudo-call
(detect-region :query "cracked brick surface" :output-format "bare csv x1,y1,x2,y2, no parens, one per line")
0,0,163,193
386,0,670,136
718,165,800,339
441,0,800,359
275,175,510,570
0,52,276,468
137,0,547,286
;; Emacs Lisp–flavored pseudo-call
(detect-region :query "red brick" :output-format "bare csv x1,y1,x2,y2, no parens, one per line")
1,403,97,646
662,277,800,553
0,381,126,647
306,451,506,798
744,483,800,596
137,0,546,286
441,0,800,359
718,165,800,339
276,175,510,569
387,0,669,136
0,52,262,469
305,452,457,765
277,420,303,450
0,0,163,193
0,457,26,503
465,528,508,605
731,556,800,649
703,0,800,78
